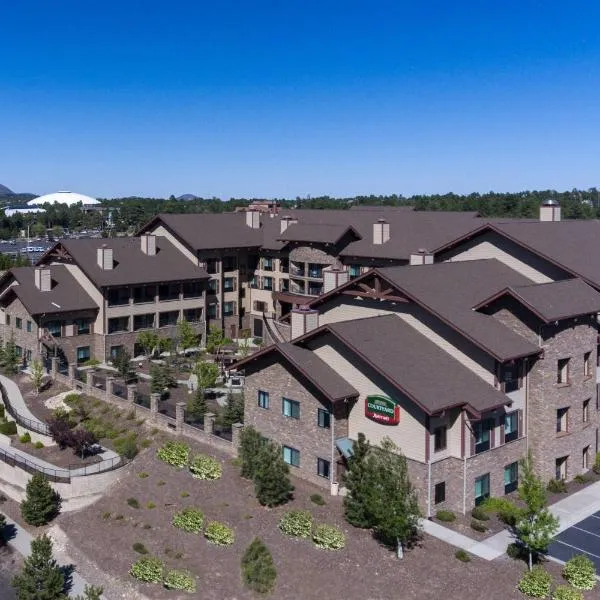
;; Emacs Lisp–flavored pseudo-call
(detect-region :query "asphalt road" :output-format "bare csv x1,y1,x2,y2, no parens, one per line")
549,510,600,570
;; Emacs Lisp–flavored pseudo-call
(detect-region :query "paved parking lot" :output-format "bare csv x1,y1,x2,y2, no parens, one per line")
548,511,600,570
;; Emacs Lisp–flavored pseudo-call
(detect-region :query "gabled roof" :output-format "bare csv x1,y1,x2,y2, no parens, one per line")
1,265,97,315
473,278,600,323
233,342,358,403
38,237,209,288
308,260,541,362
277,223,361,245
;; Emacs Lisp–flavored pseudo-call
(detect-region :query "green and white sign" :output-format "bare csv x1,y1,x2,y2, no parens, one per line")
365,395,400,425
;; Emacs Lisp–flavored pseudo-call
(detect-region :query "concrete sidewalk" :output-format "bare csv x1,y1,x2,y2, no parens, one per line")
0,374,46,429
2,514,91,597
423,479,600,560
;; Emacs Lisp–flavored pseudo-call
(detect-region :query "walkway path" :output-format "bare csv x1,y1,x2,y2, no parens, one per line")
0,374,46,429
422,479,600,561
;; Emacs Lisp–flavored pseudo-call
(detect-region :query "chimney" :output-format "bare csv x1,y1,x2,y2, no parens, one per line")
140,234,157,256
291,307,319,339
409,249,434,266
323,266,350,293
373,218,390,245
280,215,298,234
97,245,113,270
246,210,260,229
539,199,561,222
34,267,52,292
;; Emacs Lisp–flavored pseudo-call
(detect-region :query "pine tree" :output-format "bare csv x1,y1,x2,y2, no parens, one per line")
21,474,61,526
343,433,375,528
241,537,277,594
223,392,244,426
254,442,294,507
73,585,104,600
12,534,66,600
4,332,20,374
112,349,133,380
186,388,208,423
239,426,265,480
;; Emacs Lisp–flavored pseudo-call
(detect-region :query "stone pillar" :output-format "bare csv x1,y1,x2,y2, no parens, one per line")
127,384,136,403
50,356,59,379
176,402,186,433
106,377,114,398
68,364,76,384
150,393,160,421
232,422,244,452
204,412,215,435
86,370,94,388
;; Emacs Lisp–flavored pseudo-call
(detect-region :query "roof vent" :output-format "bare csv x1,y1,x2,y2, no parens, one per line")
140,234,157,256
97,245,113,270
373,218,390,245
540,198,561,222
34,267,52,292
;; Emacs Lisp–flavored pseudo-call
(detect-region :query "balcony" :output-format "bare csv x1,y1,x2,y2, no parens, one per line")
307,264,324,279
290,263,305,277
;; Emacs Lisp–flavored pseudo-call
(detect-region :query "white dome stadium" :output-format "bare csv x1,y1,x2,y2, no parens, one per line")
27,190,100,207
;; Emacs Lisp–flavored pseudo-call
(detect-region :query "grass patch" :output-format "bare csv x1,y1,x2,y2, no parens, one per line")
146,502,156,509
127,498,140,509
157,480,165,486
436,510,456,522
180,492,189,498
133,542,148,554
115,514,124,520
137,472,149,479
141,438,152,448
455,550,471,562
310,493,326,506
102,512,111,520
151,427,159,435
34,441,44,449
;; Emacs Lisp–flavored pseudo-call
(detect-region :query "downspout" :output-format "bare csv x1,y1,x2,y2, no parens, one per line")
427,458,432,519
331,399,336,492
524,357,529,454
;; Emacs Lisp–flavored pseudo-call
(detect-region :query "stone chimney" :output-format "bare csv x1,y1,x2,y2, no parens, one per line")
323,266,349,293
409,249,434,266
140,234,157,256
246,210,260,229
539,199,561,222
373,218,390,245
97,245,113,270
34,267,52,292
291,307,319,339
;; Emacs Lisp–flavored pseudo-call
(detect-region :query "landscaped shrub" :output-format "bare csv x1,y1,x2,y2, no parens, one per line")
127,498,140,509
455,549,471,562
157,441,189,468
34,441,44,449
164,569,196,592
310,493,326,506
172,507,204,534
189,454,222,480
278,510,313,538
594,452,600,474
204,521,235,546
146,502,156,509
0,512,6,544
517,566,552,598
130,556,164,583
0,421,17,435
180,491,189,498
19,432,31,443
547,478,568,494
113,433,138,459
0,405,4,418
573,474,591,484
137,472,149,479
562,555,597,590
471,506,490,521
436,510,456,522
241,537,277,594
552,585,584,600
482,497,521,526
470,519,488,533
132,542,148,554
102,512,111,520
312,524,345,550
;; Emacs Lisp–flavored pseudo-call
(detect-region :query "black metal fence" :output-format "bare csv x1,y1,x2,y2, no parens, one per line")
112,382,127,399
0,382,51,437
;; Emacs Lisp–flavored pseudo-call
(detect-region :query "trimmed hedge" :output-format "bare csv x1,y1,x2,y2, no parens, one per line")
172,507,204,534
157,441,189,468
436,510,456,522
278,510,313,538
312,524,345,550
189,454,222,480
552,585,583,600
0,421,17,435
130,556,163,583
164,569,196,592
562,555,597,590
204,521,235,546
517,566,552,598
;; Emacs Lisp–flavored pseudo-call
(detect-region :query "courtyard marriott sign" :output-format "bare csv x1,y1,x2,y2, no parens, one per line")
365,395,400,425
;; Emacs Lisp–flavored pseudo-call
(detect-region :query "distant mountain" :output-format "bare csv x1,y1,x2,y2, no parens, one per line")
0,184,14,196
177,194,200,201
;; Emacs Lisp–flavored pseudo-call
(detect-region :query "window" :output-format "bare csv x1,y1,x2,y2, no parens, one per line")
308,284,323,296
207,279,219,294
279,258,288,273
557,358,570,384
307,264,323,278
74,319,90,335
223,277,236,292
583,446,591,470
262,276,273,291
159,311,179,328
223,302,236,317
133,285,156,304
250,276,259,289
110,345,123,360
556,456,568,480
473,420,492,454
282,398,300,419
158,283,180,301
107,287,130,306
282,446,300,467
504,462,518,494
434,482,446,504
262,257,273,271
76,346,90,364
183,281,202,298
583,399,590,423
183,308,203,323
279,279,289,292
25,349,32,363
501,363,520,393
318,408,330,429
14,345,22,358
26,320,32,333
253,301,267,313
5,314,9,326
584,352,592,378
474,474,490,506
504,412,519,443
258,390,269,409
15,318,22,329
133,313,155,331
434,426,447,452
108,317,129,333
556,407,569,433
46,321,61,337
317,458,330,479
349,265,361,279
206,259,219,274
222,256,237,271
207,303,218,319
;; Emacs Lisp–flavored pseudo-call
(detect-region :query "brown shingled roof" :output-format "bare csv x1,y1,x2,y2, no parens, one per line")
277,223,360,245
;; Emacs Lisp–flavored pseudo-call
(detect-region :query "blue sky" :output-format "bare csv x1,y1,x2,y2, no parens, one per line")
2,1,600,199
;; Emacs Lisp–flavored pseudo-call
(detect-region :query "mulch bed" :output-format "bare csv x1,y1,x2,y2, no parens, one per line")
56,439,573,600
433,510,506,540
